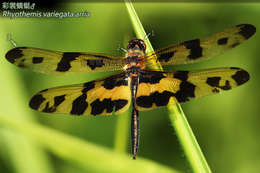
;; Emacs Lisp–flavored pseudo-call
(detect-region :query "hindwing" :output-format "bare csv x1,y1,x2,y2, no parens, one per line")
29,73,131,115
136,68,249,110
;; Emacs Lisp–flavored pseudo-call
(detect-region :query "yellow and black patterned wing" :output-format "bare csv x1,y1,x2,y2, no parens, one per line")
5,47,125,74
136,68,249,110
145,24,255,67
29,72,131,115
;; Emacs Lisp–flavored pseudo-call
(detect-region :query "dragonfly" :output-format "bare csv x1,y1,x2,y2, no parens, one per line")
5,24,255,159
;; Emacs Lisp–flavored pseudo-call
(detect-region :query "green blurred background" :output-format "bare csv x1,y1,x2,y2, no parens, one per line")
0,2,260,173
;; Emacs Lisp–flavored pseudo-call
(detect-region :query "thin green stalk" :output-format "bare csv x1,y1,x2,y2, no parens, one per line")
114,36,132,153
0,114,180,173
114,109,130,153
124,1,212,173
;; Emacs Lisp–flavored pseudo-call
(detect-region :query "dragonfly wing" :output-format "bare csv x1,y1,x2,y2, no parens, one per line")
145,24,255,67
6,47,125,74
29,72,131,115
136,68,249,110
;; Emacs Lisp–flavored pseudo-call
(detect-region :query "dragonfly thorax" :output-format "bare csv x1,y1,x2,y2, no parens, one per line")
124,39,146,71
125,50,146,72
126,66,140,77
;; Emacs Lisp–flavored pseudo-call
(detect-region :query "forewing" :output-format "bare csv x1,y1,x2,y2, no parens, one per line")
145,24,255,67
29,73,131,115
136,68,249,110
5,47,125,74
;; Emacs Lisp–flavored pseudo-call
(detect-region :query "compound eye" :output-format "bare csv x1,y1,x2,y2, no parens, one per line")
127,42,136,49
139,40,146,51
127,39,146,51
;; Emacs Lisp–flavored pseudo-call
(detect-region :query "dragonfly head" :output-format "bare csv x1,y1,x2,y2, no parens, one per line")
127,39,146,52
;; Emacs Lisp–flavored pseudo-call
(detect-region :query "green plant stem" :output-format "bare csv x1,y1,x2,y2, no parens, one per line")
114,110,130,153
124,1,212,173
168,103,212,173
0,114,181,173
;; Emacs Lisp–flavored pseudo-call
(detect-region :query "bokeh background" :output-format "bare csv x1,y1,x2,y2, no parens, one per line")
0,2,260,173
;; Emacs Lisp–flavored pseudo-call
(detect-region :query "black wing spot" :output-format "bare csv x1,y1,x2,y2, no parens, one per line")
114,99,128,112
174,71,189,81
158,51,175,62
150,73,165,84
32,57,44,64
103,78,116,89
206,77,231,90
139,73,165,84
87,59,105,70
90,98,114,115
82,81,95,93
217,37,228,45
33,94,66,113
212,88,220,93
154,91,174,106
237,24,256,39
42,102,56,113
6,47,25,63
221,80,231,90
136,95,153,108
232,70,250,86
29,94,45,110
174,81,196,102
102,76,128,90
54,95,66,107
183,39,202,59
136,91,174,108
70,94,88,115
206,77,221,87
56,52,81,72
